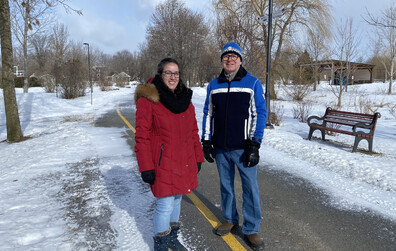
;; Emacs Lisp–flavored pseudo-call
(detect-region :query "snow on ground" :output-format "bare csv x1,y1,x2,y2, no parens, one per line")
0,81,395,250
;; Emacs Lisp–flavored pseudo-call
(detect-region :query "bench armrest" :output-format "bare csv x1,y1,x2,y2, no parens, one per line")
353,122,373,136
352,122,372,131
307,115,324,126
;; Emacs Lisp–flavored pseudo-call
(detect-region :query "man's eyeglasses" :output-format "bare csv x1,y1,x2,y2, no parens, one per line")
222,54,239,61
162,71,180,78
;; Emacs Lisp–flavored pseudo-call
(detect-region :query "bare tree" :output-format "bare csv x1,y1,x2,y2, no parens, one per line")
10,0,82,93
11,0,55,92
306,27,331,90
1,0,24,142
145,0,213,85
331,18,360,107
364,5,396,29
213,0,333,99
110,50,135,76
365,4,396,94
49,23,70,86
1,0,80,142
29,32,51,75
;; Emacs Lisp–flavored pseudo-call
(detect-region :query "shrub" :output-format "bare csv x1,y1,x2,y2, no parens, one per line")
40,74,56,93
292,102,313,122
283,84,311,101
59,59,86,99
270,101,284,126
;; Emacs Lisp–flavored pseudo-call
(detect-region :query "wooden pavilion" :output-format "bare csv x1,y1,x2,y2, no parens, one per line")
300,59,375,84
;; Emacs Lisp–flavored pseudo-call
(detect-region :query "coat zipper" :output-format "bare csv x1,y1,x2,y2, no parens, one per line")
224,81,231,146
158,144,164,166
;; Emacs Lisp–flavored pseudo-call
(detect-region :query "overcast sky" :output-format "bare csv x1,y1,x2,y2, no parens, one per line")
56,0,395,56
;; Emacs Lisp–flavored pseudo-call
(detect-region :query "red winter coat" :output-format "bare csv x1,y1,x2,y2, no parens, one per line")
134,83,204,198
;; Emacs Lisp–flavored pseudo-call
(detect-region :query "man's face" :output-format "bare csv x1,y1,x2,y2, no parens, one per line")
222,53,241,74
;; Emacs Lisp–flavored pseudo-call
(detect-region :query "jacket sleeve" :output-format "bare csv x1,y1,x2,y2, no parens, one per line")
201,82,213,141
134,98,155,173
252,78,267,140
190,103,205,163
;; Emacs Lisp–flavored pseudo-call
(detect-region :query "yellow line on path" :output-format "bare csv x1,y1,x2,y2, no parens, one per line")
116,104,246,251
186,192,247,251
116,103,136,133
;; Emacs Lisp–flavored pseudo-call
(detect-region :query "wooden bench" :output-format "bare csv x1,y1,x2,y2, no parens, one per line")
307,107,381,152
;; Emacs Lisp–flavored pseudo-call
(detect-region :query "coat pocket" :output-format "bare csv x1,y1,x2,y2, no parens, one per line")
158,144,164,166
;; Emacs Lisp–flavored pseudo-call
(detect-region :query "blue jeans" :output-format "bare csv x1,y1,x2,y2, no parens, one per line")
215,148,261,235
153,195,182,236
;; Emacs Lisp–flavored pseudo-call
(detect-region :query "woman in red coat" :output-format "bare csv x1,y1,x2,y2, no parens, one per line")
134,58,204,251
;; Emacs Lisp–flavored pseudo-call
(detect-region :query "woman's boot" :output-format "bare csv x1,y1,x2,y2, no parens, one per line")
153,229,172,251
169,222,187,251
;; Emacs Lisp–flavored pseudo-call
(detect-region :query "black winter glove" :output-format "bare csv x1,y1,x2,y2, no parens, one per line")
197,162,202,173
243,139,261,167
141,170,155,185
202,140,216,163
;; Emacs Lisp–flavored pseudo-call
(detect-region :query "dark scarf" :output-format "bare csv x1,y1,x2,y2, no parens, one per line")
152,74,192,114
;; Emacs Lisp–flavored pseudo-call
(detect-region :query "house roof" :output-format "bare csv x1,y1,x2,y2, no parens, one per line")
112,72,131,78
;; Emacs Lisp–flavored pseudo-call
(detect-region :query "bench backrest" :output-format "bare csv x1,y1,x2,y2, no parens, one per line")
324,107,381,129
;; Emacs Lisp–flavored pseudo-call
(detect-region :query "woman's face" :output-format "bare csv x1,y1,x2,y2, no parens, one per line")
161,62,179,92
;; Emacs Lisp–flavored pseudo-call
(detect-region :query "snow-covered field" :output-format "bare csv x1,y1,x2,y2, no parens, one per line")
0,81,395,250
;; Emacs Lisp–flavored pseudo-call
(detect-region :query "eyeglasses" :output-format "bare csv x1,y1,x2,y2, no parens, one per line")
222,54,239,61
162,71,180,78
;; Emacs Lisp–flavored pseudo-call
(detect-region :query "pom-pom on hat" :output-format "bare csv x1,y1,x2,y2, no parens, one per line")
221,42,243,62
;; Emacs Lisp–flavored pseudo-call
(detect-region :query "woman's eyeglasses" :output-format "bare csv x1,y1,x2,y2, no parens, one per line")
162,71,180,78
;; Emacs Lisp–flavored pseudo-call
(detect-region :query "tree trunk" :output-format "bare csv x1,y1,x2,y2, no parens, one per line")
22,0,30,93
389,60,394,95
0,0,24,142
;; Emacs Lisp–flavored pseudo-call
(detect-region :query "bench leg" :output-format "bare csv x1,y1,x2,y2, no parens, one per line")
354,136,374,153
308,127,314,140
308,128,326,141
352,137,360,152
367,138,373,153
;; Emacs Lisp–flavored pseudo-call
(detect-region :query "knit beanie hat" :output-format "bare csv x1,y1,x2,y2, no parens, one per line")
221,42,243,62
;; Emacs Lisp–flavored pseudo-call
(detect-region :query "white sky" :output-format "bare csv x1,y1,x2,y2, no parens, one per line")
0,80,395,249
54,0,395,55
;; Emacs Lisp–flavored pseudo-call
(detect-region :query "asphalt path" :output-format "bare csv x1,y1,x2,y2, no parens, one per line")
96,103,396,251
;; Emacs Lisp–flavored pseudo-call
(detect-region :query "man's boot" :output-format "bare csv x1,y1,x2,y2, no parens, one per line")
245,233,265,250
215,221,236,236
169,222,188,251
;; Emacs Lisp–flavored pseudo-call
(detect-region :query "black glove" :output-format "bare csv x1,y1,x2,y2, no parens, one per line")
141,170,155,185
202,140,216,163
197,162,202,173
243,139,261,167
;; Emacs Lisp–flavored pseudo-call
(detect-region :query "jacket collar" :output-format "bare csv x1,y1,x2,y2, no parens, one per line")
218,66,248,83
134,82,159,104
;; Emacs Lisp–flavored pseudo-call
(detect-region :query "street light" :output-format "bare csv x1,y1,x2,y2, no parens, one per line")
257,0,283,129
83,42,92,104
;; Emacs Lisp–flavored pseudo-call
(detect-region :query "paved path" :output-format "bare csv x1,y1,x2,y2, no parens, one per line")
97,102,396,251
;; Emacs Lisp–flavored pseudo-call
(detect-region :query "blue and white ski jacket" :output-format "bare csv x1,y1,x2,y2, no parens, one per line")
202,66,267,149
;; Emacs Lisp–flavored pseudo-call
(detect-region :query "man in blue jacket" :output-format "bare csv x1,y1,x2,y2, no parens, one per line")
202,42,267,250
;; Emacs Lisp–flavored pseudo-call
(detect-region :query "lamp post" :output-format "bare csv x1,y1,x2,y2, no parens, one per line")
83,42,92,104
258,1,283,129
264,0,274,129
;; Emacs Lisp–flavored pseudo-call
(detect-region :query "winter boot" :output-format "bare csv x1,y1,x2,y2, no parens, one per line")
215,221,236,236
169,222,188,251
153,229,172,251
245,233,265,250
